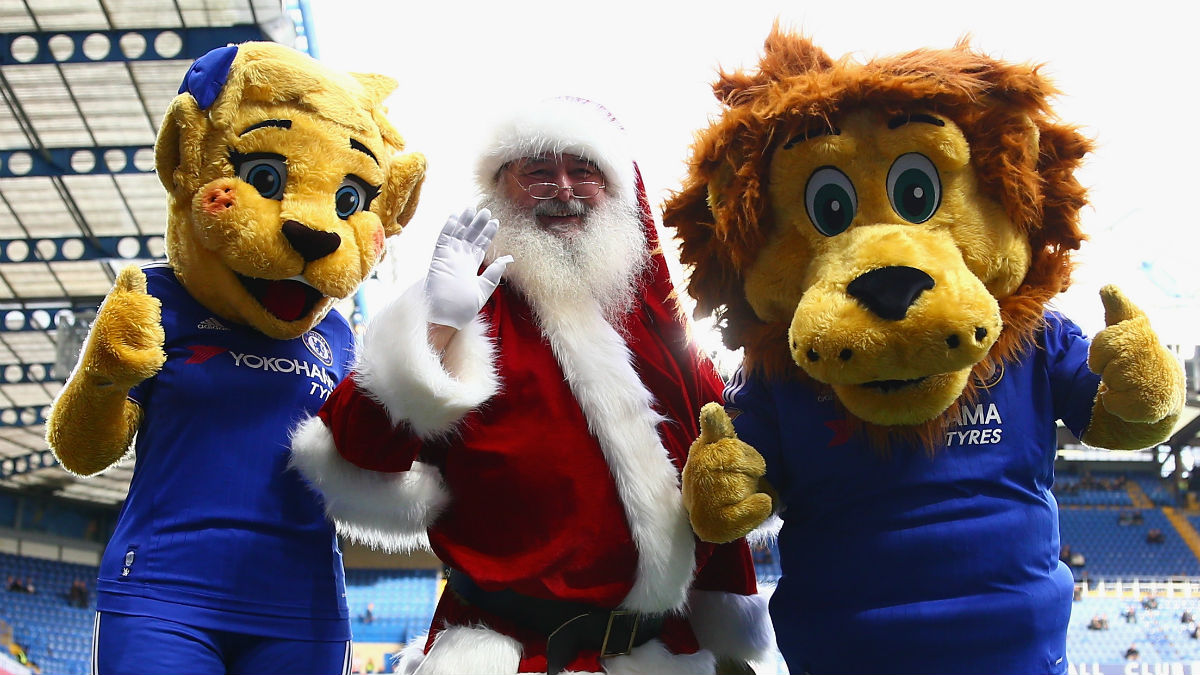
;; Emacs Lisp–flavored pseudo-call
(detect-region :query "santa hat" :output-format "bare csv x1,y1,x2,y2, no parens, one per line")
474,97,638,208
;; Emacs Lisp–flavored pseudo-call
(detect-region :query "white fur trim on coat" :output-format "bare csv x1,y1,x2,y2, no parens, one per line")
289,416,449,552
687,589,775,663
537,298,697,614
395,627,716,675
746,513,783,549
402,625,522,674
354,282,499,439
602,640,715,675
474,98,637,208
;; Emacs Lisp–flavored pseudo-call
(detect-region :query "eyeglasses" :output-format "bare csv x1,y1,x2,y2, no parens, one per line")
518,181,606,200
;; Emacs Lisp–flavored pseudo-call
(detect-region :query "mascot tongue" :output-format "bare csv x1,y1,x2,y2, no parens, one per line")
260,280,310,322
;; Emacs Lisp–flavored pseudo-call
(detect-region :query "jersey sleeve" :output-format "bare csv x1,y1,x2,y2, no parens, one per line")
724,367,786,492
1043,312,1102,440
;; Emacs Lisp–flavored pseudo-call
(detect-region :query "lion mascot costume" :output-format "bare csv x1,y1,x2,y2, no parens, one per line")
663,27,1186,674
44,42,424,673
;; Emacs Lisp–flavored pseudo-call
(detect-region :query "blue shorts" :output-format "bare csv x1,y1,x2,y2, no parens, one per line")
93,612,352,675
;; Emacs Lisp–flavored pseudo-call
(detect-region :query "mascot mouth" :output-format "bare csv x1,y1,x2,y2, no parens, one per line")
236,274,325,322
860,377,928,393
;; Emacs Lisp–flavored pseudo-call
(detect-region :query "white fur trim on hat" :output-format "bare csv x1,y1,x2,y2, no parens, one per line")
687,589,775,663
354,281,499,439
474,97,637,207
289,416,449,552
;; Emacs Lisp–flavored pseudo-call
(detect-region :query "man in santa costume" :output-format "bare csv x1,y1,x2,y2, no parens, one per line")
290,97,772,674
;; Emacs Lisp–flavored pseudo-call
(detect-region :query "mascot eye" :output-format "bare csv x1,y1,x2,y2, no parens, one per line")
804,166,858,236
334,177,376,220
887,153,941,223
237,156,287,200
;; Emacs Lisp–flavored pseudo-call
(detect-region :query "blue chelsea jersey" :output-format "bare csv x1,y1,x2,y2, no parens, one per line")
727,312,1101,675
96,263,354,641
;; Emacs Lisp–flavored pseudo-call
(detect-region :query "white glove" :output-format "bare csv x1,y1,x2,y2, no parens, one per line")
424,207,513,330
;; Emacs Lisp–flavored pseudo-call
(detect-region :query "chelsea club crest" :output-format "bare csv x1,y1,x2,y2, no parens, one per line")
302,331,334,367
974,361,1005,389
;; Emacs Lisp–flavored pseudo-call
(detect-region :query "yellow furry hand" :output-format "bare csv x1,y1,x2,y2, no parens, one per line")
81,266,166,390
682,402,774,544
1087,285,1185,424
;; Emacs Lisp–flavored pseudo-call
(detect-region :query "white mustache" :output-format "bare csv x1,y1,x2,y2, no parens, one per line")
533,200,587,218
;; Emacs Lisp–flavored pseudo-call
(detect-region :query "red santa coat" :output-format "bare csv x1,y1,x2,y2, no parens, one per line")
292,278,770,673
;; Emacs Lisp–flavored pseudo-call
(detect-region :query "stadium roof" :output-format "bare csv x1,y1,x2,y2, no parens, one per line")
0,0,315,505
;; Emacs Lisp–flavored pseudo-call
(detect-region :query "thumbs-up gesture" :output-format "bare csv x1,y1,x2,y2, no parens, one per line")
81,265,166,390
682,402,775,544
425,208,513,330
1087,285,1185,424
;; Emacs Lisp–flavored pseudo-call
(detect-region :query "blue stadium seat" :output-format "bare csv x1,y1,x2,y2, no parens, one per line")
1058,508,1200,577
0,551,95,675
344,568,441,645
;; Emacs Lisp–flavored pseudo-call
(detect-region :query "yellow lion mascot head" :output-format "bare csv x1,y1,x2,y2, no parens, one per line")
157,41,425,339
664,26,1092,444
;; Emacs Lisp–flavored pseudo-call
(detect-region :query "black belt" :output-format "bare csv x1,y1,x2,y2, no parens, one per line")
446,569,665,675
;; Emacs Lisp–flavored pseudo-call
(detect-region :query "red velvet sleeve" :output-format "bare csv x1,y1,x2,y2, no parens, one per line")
317,375,425,473
692,539,759,596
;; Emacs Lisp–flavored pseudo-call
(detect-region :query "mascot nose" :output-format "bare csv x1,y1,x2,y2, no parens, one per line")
282,220,341,262
847,266,935,321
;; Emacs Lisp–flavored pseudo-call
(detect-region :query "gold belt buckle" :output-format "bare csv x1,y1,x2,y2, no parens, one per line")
600,610,640,658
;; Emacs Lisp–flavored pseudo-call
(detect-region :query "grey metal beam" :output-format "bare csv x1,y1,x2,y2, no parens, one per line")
0,406,49,428
0,450,58,477
287,0,320,57
0,305,99,332
1168,400,1200,451
0,25,268,65
0,362,59,384
0,146,155,178
0,235,163,263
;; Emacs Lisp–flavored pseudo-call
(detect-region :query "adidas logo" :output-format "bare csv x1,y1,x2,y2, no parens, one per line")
198,318,229,331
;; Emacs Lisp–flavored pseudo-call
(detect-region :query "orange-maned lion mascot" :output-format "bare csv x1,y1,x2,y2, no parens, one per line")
663,27,1186,675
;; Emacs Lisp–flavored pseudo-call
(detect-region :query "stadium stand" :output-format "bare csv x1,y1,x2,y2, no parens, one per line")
344,568,440,645
0,552,95,675
1059,508,1200,578
6,466,1200,674
0,555,445,675
1067,590,1200,665
1132,475,1178,507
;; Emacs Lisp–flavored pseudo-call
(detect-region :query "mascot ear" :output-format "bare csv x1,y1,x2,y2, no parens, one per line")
350,72,399,106
380,151,427,236
154,94,209,198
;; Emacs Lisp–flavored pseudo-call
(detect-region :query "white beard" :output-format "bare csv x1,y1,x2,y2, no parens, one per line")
482,192,649,328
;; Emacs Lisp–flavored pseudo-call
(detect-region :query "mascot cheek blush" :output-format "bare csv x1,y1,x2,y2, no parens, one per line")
664,27,1187,675
44,42,424,670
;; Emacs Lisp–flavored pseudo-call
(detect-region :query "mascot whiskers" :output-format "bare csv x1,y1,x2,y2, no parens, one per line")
45,42,424,673
663,26,1186,675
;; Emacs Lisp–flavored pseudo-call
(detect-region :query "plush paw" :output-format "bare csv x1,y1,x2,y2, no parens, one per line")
682,402,774,544
1087,285,1185,424
82,266,166,390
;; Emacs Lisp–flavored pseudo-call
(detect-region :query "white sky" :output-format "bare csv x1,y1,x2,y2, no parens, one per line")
308,0,1199,352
